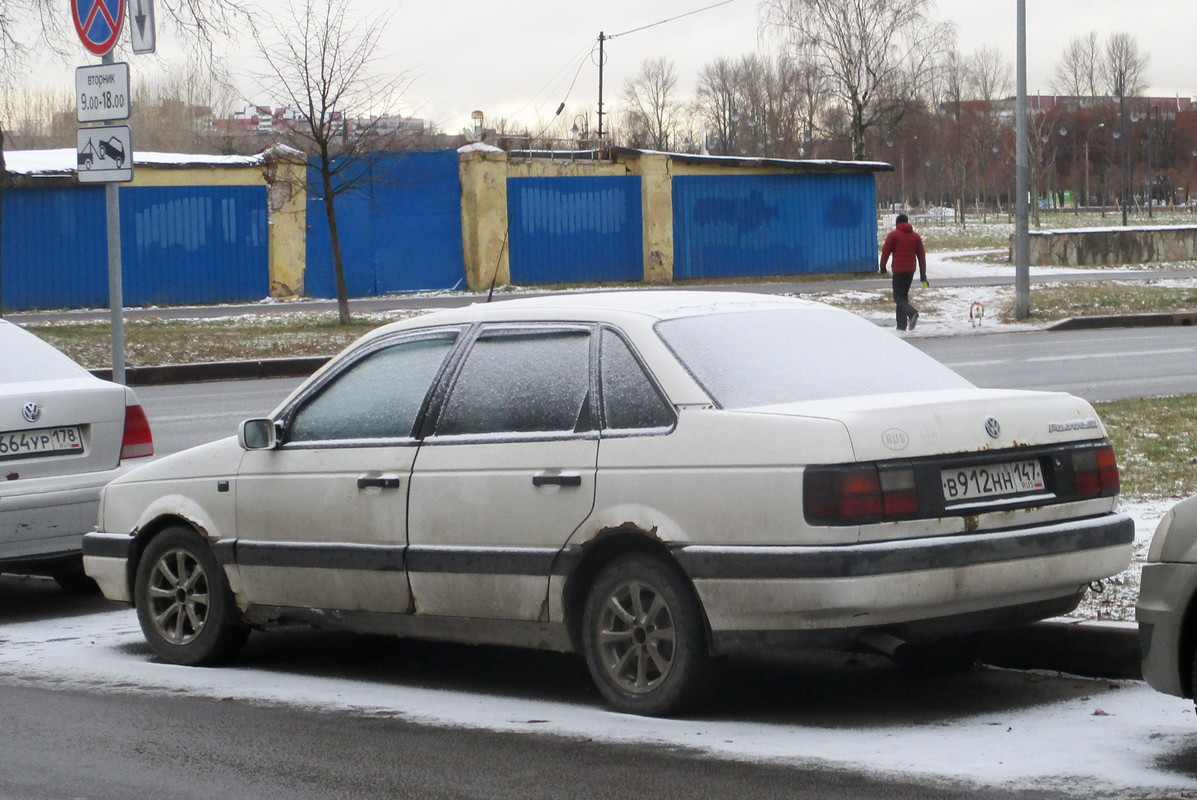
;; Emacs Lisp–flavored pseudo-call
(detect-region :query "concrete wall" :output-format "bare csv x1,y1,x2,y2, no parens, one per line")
1025,226,1197,266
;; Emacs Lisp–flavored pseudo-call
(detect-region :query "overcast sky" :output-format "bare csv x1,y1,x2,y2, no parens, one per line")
43,0,1197,136
369,0,1196,135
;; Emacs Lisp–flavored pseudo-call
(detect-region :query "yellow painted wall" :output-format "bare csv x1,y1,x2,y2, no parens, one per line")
633,153,673,284
459,149,512,291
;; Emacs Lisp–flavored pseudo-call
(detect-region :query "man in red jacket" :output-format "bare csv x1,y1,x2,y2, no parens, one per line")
878,214,928,331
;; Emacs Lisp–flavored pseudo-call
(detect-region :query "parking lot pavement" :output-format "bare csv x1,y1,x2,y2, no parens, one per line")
0,576,1194,797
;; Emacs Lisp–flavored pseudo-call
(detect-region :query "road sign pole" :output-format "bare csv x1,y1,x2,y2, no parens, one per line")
102,50,125,384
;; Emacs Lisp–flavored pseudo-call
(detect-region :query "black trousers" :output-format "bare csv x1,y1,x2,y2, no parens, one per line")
892,271,917,330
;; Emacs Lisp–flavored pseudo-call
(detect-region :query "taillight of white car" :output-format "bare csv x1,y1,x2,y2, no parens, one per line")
120,404,154,460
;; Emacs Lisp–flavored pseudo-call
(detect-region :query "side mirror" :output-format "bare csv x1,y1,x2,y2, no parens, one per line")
238,418,279,451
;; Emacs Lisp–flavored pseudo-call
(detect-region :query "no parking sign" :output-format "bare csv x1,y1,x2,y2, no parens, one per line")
71,0,125,56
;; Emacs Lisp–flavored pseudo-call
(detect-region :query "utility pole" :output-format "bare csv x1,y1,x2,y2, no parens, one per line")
1014,0,1030,319
596,32,606,150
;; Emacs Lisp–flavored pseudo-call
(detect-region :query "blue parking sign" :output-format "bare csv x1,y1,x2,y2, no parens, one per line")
71,0,125,56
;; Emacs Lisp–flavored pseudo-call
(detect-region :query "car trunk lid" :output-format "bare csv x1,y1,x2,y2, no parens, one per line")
0,377,130,479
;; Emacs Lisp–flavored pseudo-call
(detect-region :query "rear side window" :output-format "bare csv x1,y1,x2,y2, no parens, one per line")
600,329,673,430
436,329,591,436
288,336,455,442
656,308,972,408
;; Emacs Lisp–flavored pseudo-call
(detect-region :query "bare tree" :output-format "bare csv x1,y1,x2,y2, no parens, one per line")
0,0,250,80
128,65,238,153
965,46,1011,217
1102,32,1149,100
760,0,954,160
1051,32,1102,102
251,0,412,324
621,57,682,151
696,57,742,154
967,46,1012,103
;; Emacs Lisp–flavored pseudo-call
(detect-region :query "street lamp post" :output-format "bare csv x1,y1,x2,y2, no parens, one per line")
570,114,590,149
1118,89,1130,226
886,137,909,210
1067,123,1079,213
1084,123,1105,210
1145,106,1159,218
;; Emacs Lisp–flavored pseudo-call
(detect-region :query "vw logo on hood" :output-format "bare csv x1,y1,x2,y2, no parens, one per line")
984,417,1001,439
22,402,42,423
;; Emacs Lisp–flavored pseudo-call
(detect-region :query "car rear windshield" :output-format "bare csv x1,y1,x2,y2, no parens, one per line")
655,308,973,409
0,322,91,382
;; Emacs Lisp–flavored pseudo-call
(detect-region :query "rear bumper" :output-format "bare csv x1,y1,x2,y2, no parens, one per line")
1137,561,1197,698
0,467,129,563
673,513,1134,650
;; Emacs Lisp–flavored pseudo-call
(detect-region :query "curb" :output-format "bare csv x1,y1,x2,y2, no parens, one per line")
90,356,330,386
1049,311,1197,331
980,619,1140,680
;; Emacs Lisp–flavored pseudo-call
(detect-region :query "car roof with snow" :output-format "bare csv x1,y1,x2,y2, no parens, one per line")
370,290,834,337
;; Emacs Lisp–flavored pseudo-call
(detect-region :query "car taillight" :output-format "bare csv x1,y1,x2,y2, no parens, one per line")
804,465,919,526
120,404,154,460
1071,442,1119,497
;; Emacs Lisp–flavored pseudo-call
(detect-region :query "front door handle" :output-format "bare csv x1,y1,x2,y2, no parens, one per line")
357,475,401,490
532,473,582,488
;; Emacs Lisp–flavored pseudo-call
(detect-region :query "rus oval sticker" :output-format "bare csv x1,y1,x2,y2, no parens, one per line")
882,428,909,451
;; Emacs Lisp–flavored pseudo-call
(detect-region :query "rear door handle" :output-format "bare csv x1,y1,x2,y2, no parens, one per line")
532,473,582,488
357,475,401,490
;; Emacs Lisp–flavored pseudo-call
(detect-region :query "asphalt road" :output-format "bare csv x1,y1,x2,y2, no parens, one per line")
0,576,1136,800
0,679,1072,800
915,325,1197,402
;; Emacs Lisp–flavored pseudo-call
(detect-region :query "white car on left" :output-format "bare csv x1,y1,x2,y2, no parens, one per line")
0,320,153,591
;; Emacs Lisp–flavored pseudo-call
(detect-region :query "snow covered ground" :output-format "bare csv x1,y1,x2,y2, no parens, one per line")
0,605,1195,797
824,248,1129,339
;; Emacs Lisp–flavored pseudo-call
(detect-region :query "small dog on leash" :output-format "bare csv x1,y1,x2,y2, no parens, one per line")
969,301,985,327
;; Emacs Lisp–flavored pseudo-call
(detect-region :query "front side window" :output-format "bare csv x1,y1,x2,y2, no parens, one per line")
436,329,592,436
600,329,673,430
288,336,456,443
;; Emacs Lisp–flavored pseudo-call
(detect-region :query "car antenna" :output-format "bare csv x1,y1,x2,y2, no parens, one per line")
486,231,509,303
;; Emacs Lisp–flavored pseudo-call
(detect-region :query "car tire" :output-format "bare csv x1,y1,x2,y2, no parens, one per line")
134,526,248,666
581,554,715,716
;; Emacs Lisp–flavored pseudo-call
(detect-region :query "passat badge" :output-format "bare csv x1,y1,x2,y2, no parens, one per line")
22,402,41,423
985,417,1001,439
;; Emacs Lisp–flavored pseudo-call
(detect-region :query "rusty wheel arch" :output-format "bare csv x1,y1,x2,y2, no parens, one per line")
561,526,713,655
124,515,211,605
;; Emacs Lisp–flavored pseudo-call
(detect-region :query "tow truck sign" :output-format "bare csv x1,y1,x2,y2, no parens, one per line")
71,0,125,56
77,125,133,183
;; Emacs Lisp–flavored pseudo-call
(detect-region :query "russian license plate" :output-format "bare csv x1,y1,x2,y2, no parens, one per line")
941,460,1044,502
0,426,84,460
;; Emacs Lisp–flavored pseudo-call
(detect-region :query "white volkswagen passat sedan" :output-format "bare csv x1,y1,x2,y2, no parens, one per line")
1,320,153,591
83,291,1131,714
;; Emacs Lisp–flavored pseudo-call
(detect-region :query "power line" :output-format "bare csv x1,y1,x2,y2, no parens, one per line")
607,0,739,41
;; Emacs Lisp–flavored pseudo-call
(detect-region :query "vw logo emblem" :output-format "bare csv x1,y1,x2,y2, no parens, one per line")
984,417,1001,439
22,402,42,423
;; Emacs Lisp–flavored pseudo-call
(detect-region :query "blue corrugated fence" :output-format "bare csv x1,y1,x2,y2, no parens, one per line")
672,173,876,279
